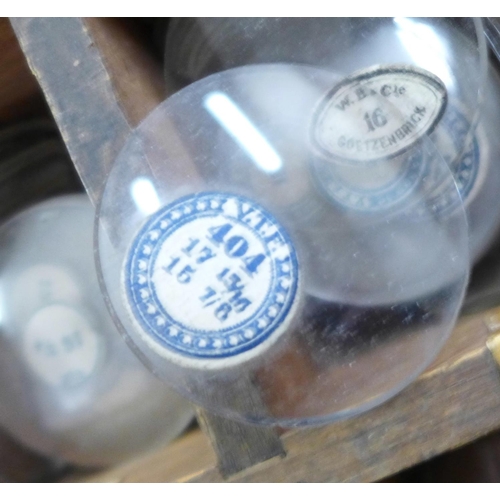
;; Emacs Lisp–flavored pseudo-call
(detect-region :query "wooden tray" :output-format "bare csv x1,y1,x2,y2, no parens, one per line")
6,17,500,483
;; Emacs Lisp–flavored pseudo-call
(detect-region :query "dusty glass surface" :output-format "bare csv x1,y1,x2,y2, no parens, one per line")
96,64,469,425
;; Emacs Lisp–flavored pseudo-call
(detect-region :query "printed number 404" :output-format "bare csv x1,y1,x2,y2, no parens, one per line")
208,223,265,276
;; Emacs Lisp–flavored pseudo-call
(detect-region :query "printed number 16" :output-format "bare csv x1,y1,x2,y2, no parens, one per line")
364,108,387,132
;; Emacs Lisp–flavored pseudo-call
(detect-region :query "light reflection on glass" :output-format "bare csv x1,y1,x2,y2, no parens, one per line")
0,284,4,329
394,17,454,91
203,91,283,173
131,177,161,216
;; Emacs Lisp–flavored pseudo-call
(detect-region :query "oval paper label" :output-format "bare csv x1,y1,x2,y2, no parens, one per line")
124,192,300,369
23,305,101,388
311,65,447,163
312,104,480,215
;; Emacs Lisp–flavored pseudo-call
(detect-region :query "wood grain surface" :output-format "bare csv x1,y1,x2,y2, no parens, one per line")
12,17,500,483
73,306,500,482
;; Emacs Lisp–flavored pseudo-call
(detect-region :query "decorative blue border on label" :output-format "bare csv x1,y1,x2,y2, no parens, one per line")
409,105,480,218
124,192,299,360
440,106,479,202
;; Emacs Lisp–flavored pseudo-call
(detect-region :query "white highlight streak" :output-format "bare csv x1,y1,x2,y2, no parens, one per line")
394,17,454,91
204,91,283,173
131,177,161,216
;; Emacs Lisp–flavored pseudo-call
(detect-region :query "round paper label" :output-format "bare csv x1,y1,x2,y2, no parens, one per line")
124,192,300,368
423,105,482,214
23,305,101,388
397,104,483,219
311,65,447,163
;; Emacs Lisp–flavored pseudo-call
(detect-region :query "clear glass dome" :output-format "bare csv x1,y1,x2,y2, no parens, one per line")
96,64,469,426
163,18,500,264
0,195,194,466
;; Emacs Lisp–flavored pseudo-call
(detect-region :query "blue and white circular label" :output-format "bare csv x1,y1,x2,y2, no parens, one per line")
124,192,300,369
